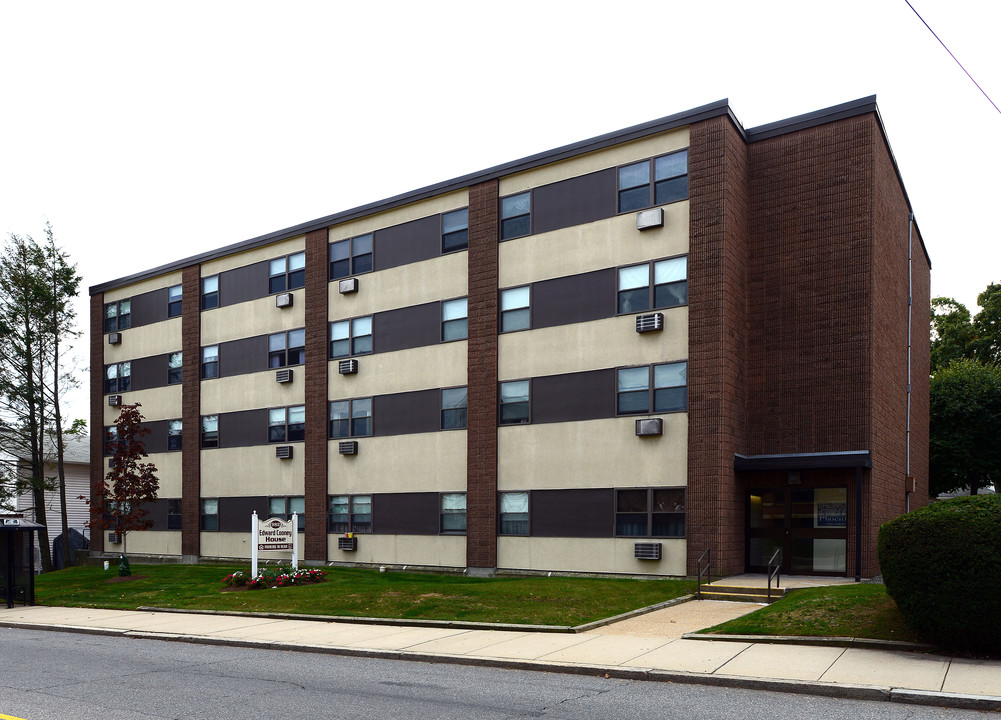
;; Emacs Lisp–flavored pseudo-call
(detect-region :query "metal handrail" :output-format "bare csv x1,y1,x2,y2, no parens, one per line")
696,548,711,599
767,547,782,600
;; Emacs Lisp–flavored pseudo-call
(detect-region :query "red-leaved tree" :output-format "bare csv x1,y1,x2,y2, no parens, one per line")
84,403,159,565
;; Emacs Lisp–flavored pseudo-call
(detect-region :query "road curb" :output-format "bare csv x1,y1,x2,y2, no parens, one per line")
681,632,939,653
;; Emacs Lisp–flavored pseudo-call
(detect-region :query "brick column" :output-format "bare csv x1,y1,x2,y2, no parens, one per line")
180,266,202,558
466,180,500,569
304,228,330,562
687,115,750,577
89,293,106,553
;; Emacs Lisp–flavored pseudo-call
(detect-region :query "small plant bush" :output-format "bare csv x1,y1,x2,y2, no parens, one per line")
222,567,326,591
878,495,1001,654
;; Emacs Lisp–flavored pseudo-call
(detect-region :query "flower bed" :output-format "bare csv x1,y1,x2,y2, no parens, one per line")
222,567,327,590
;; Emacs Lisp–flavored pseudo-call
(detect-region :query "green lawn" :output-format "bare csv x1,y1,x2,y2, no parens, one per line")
34,564,695,627
700,584,923,642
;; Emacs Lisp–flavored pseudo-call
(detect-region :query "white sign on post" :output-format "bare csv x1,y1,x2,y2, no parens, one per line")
251,511,298,578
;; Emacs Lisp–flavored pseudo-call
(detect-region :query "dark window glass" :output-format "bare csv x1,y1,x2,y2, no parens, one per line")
442,208,468,253
441,387,468,429
500,286,530,333
617,362,687,415
201,276,219,310
499,491,529,535
329,317,372,358
104,299,131,333
167,420,182,451
201,346,219,379
167,499,182,530
618,256,687,314
616,488,685,537
618,150,688,212
269,496,305,532
329,234,374,280
441,298,468,341
329,495,372,534
200,498,218,531
329,398,372,438
167,285,182,318
269,252,305,294
499,380,530,425
500,192,531,240
201,416,218,449
104,362,131,394
167,352,183,385
440,493,466,533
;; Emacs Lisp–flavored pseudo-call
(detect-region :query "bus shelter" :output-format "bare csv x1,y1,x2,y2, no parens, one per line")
1,516,44,609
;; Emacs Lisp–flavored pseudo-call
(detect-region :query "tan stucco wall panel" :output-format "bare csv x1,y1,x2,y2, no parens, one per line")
201,371,305,415
327,431,466,495
104,320,182,364
137,452,183,496
104,385,182,425
326,534,465,568
116,531,182,556
328,342,467,398
498,537,686,576
327,190,469,243
103,271,184,304
201,532,305,562
498,416,687,490
201,291,307,346
201,447,306,497
201,236,306,277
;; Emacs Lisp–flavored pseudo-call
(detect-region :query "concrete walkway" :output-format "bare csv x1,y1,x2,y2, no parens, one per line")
2,599,999,711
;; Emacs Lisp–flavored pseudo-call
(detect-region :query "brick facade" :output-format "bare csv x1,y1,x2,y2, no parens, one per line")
180,265,201,557
304,228,330,562
88,293,105,553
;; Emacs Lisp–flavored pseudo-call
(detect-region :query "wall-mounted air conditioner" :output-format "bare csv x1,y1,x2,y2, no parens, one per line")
108,395,122,407
339,278,359,294
275,368,293,383
338,359,358,375
108,332,122,345
634,542,662,560
635,313,664,333
276,293,293,308
275,445,293,459
339,441,358,455
635,418,663,437
338,536,358,551
108,532,121,544
636,207,664,230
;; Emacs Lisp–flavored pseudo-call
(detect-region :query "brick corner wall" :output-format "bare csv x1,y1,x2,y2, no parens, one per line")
304,228,330,562
180,265,202,557
89,292,106,553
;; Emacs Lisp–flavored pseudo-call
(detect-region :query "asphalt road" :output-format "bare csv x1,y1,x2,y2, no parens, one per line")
0,629,989,720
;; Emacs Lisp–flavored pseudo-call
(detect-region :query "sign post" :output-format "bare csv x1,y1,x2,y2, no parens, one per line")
252,512,297,575
251,511,259,578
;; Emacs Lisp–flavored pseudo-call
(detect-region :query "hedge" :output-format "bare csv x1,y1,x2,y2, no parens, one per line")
878,494,1001,654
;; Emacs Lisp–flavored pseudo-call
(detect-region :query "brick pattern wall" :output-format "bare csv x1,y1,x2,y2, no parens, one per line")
181,265,202,556
687,115,750,576
89,293,105,553
304,228,330,562
466,180,499,568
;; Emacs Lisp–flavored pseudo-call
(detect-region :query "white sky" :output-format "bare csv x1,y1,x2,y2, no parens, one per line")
2,0,999,425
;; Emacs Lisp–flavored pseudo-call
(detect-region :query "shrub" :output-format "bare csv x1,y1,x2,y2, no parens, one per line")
222,567,327,590
878,495,1001,654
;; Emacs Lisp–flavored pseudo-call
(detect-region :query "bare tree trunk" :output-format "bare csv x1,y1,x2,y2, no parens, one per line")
52,262,71,567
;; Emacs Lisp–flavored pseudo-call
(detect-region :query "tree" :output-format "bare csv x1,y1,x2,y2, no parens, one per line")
930,283,1001,372
85,404,159,568
929,359,1001,496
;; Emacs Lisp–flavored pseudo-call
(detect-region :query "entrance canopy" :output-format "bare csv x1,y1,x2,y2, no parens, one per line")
1,516,45,609
734,450,871,471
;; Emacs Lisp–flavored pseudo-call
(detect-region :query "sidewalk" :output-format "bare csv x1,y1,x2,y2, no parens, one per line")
2,600,999,712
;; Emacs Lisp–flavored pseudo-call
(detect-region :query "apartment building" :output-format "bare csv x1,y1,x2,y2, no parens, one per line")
89,96,931,578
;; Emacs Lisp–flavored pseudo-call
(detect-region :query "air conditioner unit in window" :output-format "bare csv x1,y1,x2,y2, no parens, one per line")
636,207,664,230
275,445,293,459
275,368,293,384
108,457,118,469
338,359,358,375
276,292,293,308
635,313,664,333
339,441,358,455
108,395,122,407
338,536,358,551
108,532,121,544
635,418,663,437
634,542,662,560
339,277,359,294
108,332,122,345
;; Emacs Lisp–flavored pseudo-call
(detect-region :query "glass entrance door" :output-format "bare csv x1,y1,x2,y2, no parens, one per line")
747,487,848,575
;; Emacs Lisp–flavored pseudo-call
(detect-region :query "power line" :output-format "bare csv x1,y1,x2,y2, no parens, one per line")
904,0,1000,116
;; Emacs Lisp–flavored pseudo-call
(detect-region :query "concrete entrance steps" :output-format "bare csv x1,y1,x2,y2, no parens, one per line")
699,584,785,603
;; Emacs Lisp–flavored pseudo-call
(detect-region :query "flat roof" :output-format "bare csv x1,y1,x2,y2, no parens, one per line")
92,95,928,294
734,450,873,471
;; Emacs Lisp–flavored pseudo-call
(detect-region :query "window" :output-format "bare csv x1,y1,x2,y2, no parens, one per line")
168,352,183,384
168,285,182,318
329,316,372,358
167,499,182,530
500,286,530,332
440,492,466,533
269,405,305,443
499,491,529,535
201,275,219,310
330,234,373,279
103,299,131,333
442,208,468,253
201,346,219,379
617,149,689,212
500,192,531,240
269,252,306,294
441,387,467,430
269,496,305,532
200,499,218,531
441,298,468,341
329,495,372,534
615,488,685,537
617,256,688,313
617,362,688,414
201,415,218,448
104,362,131,394
167,419,182,451
499,380,530,425
269,329,306,368
329,398,372,438
103,426,118,457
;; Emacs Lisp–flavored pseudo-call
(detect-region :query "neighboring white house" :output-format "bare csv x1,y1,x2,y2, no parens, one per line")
14,434,90,566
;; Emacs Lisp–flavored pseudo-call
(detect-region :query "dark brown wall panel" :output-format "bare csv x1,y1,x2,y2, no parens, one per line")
372,302,441,354
141,419,171,455
181,265,202,557
219,335,269,377
374,493,440,535
531,489,613,537
305,228,330,562
466,179,499,568
89,293,106,553
218,409,269,448
129,353,172,392
532,268,616,329
532,369,615,424
373,389,440,436
375,215,442,271
130,287,169,328
218,496,269,533
145,498,171,531
532,168,617,235
219,260,269,307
